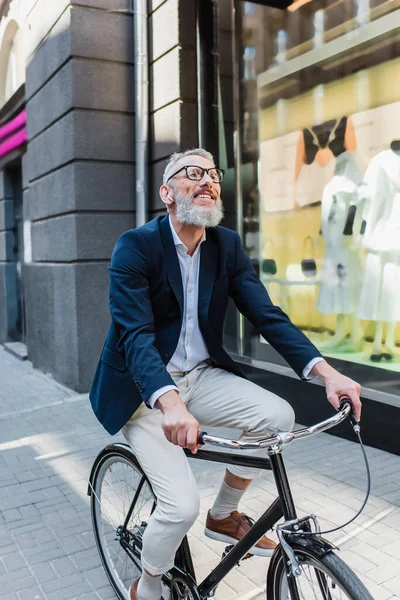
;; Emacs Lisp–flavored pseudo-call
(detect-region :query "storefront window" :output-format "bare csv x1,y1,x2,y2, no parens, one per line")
238,0,400,393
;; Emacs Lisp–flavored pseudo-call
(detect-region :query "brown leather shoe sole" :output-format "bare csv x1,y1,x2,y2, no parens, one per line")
205,510,276,557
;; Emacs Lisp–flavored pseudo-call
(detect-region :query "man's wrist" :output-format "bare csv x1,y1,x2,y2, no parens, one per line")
311,360,336,382
155,389,184,412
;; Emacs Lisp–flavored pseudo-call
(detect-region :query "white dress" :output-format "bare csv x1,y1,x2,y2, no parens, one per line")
317,152,364,315
356,149,400,322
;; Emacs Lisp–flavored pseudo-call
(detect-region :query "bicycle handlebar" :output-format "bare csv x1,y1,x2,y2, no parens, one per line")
197,399,354,452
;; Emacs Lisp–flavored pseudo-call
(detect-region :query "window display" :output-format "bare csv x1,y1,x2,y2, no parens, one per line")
238,0,400,389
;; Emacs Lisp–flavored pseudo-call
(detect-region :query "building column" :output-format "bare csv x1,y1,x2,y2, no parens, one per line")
23,1,135,391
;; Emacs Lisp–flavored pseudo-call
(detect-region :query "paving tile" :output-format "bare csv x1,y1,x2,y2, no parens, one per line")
2,552,27,572
16,589,45,600
383,576,400,595
0,573,37,596
29,561,57,584
359,573,396,600
381,539,400,558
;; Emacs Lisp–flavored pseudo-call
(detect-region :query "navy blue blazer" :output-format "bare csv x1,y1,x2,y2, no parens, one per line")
89,215,322,435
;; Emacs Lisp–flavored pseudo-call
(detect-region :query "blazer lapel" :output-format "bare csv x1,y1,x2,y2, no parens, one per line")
159,215,184,314
198,235,217,319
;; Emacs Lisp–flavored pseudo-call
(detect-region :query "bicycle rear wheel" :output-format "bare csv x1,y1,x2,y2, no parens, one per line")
267,545,374,600
90,445,156,600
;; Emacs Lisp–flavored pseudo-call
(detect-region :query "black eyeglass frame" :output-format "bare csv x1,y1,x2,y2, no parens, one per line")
166,165,225,184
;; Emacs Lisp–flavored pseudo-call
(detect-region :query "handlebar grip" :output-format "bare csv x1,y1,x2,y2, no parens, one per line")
339,396,352,410
339,396,359,427
198,431,207,445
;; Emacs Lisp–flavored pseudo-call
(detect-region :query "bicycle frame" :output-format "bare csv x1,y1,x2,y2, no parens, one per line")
176,447,304,599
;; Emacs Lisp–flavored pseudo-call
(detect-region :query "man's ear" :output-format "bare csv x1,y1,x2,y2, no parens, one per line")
160,185,174,208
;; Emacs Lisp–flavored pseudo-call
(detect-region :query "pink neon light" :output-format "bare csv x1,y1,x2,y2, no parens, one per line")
0,127,27,158
0,109,26,142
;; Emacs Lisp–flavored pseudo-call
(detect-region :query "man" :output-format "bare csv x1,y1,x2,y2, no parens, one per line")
90,148,361,600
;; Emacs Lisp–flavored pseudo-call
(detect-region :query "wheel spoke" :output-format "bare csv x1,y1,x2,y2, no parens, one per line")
91,453,156,598
315,568,333,600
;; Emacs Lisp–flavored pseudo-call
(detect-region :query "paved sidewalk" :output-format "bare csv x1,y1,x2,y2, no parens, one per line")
0,346,400,600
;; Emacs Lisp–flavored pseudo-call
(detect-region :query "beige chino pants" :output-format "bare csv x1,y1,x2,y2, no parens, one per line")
122,362,295,575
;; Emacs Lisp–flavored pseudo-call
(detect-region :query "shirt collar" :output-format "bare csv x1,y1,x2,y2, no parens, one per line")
168,215,206,252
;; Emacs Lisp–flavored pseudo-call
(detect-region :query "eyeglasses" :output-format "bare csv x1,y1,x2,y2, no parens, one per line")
166,165,225,184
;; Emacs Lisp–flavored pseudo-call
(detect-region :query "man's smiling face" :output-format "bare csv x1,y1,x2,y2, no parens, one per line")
167,154,224,227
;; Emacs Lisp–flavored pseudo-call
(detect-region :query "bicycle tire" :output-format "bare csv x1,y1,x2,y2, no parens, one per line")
267,545,374,600
90,445,156,600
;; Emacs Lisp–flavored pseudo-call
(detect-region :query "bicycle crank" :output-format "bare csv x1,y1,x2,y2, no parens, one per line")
169,576,201,600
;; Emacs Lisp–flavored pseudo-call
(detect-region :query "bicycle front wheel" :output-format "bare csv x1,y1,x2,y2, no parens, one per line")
90,445,156,600
267,545,374,600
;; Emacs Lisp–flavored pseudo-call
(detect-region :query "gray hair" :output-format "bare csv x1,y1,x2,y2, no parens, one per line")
163,148,215,185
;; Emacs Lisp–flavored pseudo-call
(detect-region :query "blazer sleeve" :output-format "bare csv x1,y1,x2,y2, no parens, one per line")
229,233,322,378
109,231,176,404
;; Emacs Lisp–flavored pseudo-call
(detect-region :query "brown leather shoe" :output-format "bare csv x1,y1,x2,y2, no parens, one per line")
129,578,165,600
205,510,277,557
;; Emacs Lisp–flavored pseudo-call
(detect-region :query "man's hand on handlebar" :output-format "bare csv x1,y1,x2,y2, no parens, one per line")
155,390,201,454
310,361,362,421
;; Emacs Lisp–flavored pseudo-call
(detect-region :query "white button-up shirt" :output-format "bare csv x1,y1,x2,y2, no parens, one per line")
167,217,210,373
147,217,210,407
148,217,324,408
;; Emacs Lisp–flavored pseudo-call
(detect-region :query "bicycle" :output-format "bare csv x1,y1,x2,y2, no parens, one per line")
88,400,374,599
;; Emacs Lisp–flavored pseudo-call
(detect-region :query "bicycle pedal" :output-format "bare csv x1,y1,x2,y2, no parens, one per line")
222,544,234,559
221,544,253,564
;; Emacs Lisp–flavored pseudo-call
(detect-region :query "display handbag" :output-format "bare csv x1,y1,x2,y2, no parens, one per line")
301,235,317,278
262,238,277,276
343,204,357,236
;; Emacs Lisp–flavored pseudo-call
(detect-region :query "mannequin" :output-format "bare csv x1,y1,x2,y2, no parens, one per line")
293,116,357,209
356,142,400,361
317,151,365,351
294,115,364,349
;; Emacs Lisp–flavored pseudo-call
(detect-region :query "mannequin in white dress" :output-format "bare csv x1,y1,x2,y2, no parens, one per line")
356,142,400,361
317,151,365,351
294,115,365,349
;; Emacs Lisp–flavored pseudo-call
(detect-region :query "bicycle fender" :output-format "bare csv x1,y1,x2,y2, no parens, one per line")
267,537,337,591
87,443,140,496
290,535,338,556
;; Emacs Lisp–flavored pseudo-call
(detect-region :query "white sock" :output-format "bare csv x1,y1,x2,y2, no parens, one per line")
137,571,162,600
210,480,246,520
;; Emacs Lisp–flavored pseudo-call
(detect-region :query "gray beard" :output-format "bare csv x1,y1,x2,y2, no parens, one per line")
175,194,224,227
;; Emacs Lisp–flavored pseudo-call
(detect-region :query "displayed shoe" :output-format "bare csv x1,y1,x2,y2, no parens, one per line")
319,336,348,352
381,347,395,360
204,510,276,557
129,578,165,600
336,340,364,354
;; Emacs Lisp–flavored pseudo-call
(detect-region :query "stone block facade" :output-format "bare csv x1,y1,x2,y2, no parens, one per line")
0,0,236,391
